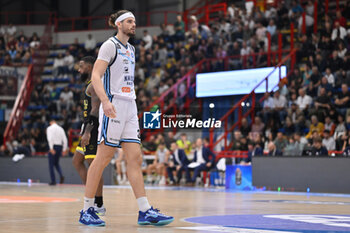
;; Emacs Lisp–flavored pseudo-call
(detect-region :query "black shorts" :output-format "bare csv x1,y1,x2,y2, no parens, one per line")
76,124,98,159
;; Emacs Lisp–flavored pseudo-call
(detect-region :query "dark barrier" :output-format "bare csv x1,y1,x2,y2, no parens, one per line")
252,157,350,193
0,157,115,185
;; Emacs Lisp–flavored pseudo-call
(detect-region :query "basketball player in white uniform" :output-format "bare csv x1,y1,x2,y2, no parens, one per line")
78,10,173,227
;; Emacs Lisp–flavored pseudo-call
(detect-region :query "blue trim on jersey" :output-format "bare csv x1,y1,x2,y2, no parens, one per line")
120,139,141,144
114,36,128,49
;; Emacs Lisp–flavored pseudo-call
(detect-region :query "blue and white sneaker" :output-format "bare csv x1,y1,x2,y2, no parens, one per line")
79,207,105,226
138,207,174,226
94,204,106,216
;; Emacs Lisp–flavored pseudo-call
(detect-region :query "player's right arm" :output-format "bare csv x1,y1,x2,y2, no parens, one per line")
91,60,116,118
91,40,117,118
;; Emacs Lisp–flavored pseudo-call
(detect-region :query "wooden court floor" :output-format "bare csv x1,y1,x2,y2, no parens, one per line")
1,183,350,233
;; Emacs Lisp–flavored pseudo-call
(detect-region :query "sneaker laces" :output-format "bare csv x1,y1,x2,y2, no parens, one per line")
88,207,100,219
149,207,167,217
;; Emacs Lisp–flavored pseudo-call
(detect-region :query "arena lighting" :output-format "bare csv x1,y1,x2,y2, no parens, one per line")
196,66,287,97
209,103,215,109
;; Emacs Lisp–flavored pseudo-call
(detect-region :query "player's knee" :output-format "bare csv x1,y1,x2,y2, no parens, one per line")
72,154,83,168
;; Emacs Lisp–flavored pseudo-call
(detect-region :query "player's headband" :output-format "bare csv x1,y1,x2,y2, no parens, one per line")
115,12,135,25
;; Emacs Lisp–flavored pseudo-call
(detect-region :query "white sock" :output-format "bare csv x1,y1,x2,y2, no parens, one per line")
83,197,95,211
137,196,151,212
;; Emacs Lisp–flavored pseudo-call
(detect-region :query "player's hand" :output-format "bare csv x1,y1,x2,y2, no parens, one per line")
62,149,68,156
81,133,91,148
102,100,117,118
50,149,56,155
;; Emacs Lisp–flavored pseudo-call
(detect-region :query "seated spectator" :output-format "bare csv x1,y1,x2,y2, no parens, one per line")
322,129,336,151
176,133,192,156
84,34,96,55
63,50,75,76
291,132,307,156
342,137,350,156
273,90,287,124
335,83,350,116
53,53,65,77
240,118,251,137
334,114,347,139
334,10,347,28
146,143,169,185
57,86,73,112
274,131,288,152
251,116,265,135
309,136,328,156
185,138,215,184
29,34,40,48
246,142,263,162
313,87,332,121
167,142,189,184
267,141,282,156
324,115,336,136
306,115,325,138
331,22,346,41
164,131,176,149
281,116,295,136
296,88,312,111
143,30,152,50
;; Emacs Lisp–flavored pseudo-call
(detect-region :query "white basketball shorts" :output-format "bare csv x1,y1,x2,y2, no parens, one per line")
98,97,141,147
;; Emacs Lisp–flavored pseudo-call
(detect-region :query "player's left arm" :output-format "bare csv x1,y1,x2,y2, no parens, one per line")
81,85,101,147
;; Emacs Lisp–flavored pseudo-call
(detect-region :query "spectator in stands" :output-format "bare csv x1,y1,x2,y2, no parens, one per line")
146,143,169,185
296,87,312,112
176,133,192,156
167,142,189,185
186,138,215,184
63,50,74,76
305,0,314,16
29,33,40,48
84,34,96,55
57,86,74,112
240,118,251,137
306,115,324,138
286,132,307,156
313,87,332,121
267,19,276,38
274,131,288,152
281,116,295,137
324,68,335,87
7,23,17,37
188,15,199,36
310,136,328,156
53,53,65,78
334,114,347,139
142,30,152,50
332,22,347,41
251,116,265,135
174,15,185,41
322,129,336,151
335,83,350,116
334,10,347,28
267,141,282,156
324,115,336,136
273,90,287,124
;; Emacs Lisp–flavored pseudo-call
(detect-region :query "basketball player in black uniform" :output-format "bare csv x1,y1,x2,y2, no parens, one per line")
72,56,105,215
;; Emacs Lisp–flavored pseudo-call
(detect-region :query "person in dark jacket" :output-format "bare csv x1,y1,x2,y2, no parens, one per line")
186,138,216,183
310,136,328,156
166,142,189,184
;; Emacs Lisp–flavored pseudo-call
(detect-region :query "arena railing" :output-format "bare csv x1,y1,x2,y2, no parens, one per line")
208,49,297,152
0,11,56,25
3,21,52,147
139,48,293,140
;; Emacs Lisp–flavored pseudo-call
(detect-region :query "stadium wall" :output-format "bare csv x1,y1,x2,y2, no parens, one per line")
0,157,115,185
252,157,350,193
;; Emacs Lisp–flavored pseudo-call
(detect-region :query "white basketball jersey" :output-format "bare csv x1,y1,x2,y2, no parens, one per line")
101,36,136,100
